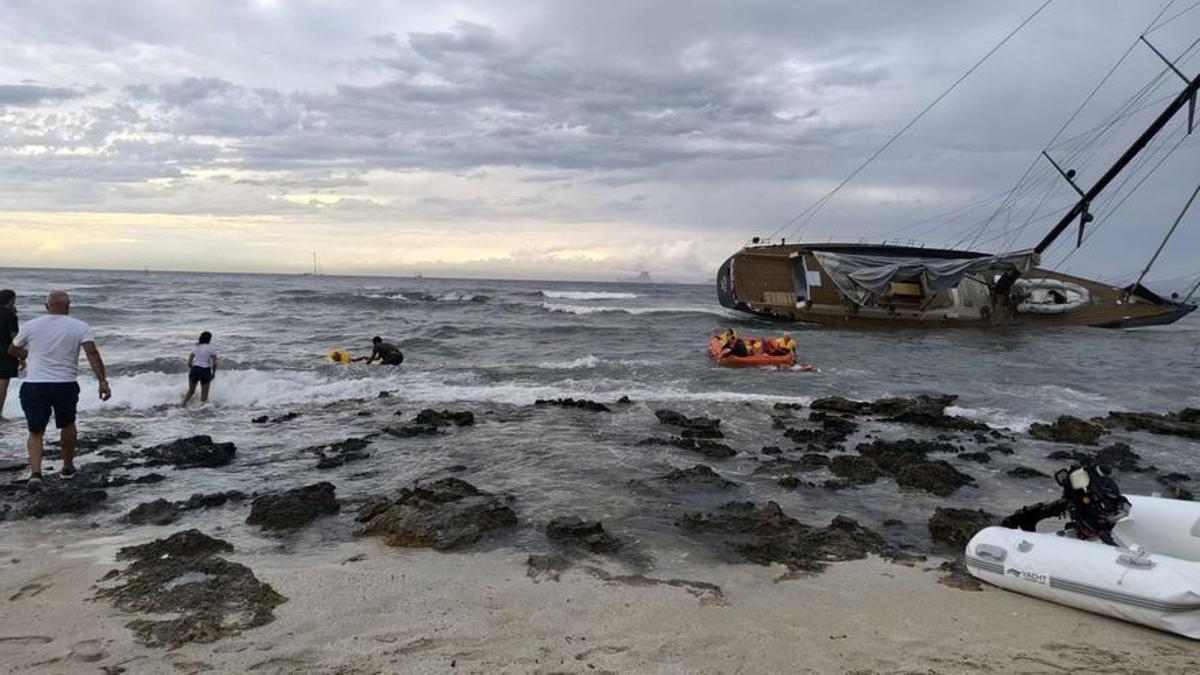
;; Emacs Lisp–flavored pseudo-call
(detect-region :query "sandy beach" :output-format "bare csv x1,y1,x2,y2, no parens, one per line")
2,527,1197,674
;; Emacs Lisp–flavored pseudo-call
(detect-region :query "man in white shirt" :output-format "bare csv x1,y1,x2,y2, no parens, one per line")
7,291,111,487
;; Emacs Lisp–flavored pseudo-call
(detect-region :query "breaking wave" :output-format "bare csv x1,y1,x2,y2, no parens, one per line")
540,302,737,319
540,290,640,300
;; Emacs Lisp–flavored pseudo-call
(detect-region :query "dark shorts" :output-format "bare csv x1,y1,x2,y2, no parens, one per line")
381,352,404,366
19,382,81,433
189,366,214,384
0,355,16,379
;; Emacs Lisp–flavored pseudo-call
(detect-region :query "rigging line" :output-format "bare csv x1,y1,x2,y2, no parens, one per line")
874,190,1008,239
1131,178,1200,290
1046,126,1192,269
964,1,1179,249
766,0,1055,241
1148,0,1200,33
1182,272,1200,303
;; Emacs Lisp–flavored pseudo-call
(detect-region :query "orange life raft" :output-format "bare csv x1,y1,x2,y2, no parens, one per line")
708,337,812,369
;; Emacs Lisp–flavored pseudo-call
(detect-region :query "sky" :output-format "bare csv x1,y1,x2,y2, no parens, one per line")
1,0,1198,286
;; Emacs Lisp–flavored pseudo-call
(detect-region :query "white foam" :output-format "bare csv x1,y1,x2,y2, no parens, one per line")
537,355,601,370
540,290,641,300
541,302,737,319
70,368,400,412
946,405,1036,432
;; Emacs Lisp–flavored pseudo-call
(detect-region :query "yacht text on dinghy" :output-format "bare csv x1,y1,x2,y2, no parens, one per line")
717,22,1200,329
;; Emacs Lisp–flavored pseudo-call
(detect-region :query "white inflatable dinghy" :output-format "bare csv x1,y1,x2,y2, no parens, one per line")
965,495,1200,639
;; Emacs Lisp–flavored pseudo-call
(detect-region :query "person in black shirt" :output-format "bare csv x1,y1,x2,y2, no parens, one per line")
0,289,19,422
359,336,404,366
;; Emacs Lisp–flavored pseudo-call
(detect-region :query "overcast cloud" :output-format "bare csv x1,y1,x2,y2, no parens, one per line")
0,0,1197,285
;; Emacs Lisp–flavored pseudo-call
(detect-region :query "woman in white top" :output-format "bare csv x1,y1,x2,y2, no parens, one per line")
181,331,218,407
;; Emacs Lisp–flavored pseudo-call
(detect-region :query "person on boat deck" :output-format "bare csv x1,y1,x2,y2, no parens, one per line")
358,336,404,366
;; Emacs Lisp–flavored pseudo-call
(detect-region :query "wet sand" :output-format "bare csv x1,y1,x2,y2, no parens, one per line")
2,532,1196,674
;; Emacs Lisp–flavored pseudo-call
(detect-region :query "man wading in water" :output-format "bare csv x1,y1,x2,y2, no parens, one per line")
7,291,111,488
357,336,404,366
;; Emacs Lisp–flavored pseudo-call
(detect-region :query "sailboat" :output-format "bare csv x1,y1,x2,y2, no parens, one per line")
717,21,1199,329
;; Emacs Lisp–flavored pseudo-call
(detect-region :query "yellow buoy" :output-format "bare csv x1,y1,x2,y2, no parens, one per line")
328,349,352,363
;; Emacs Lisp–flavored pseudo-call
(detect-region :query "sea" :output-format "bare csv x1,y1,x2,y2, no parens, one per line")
1,267,1198,559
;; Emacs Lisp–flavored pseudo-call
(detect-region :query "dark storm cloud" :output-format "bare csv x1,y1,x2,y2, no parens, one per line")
0,84,85,106
0,0,1197,281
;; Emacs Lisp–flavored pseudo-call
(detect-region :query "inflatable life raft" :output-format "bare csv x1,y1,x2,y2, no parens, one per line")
965,495,1200,638
708,336,812,369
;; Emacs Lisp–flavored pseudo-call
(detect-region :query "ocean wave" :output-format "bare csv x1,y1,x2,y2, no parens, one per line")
945,405,1036,433
50,368,814,414
541,302,737,319
71,368,401,412
540,290,641,300
367,292,489,303
537,355,601,370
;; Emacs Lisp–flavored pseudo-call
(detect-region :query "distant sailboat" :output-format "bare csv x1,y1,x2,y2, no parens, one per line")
303,252,323,276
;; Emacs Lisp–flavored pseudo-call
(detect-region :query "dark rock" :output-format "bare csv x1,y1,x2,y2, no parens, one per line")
957,452,992,463
984,444,1014,455
307,437,372,470
75,429,134,451
1044,442,1148,473
1096,442,1148,472
894,460,974,496
677,501,897,572
413,409,475,427
535,398,611,413
681,427,725,440
126,499,180,526
1029,416,1105,445
938,557,983,591
178,491,247,511
828,455,881,485
1157,472,1192,485
1099,409,1200,440
857,438,958,471
822,479,853,491
761,446,782,456
655,464,737,489
882,519,904,528
1165,484,1195,501
382,424,440,438
773,402,805,411
246,482,339,531
96,530,285,647
928,508,995,547
252,411,300,425
616,395,632,405
105,472,166,488
810,397,873,415
545,517,621,554
654,409,721,432
1007,466,1048,479
778,476,803,489
752,454,828,476
139,436,236,469
357,478,517,550
812,394,987,431
0,460,117,520
656,437,736,459
527,554,573,582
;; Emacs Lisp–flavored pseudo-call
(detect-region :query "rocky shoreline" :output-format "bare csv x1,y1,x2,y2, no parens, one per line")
1,394,1198,652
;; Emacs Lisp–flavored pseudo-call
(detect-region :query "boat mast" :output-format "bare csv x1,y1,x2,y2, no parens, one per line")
996,62,1200,294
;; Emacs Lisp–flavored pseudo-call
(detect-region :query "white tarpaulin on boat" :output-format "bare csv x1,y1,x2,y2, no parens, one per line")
810,249,1036,305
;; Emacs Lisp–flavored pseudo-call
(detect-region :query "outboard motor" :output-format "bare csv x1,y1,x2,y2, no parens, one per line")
1001,461,1130,545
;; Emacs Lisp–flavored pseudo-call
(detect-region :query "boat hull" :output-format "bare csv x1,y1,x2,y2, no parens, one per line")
717,244,1196,329
966,520,1200,639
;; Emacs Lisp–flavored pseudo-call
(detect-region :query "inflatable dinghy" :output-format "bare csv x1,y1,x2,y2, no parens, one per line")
708,337,809,369
965,495,1200,638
